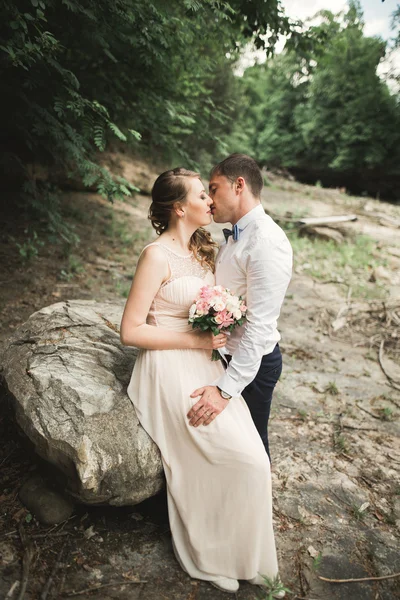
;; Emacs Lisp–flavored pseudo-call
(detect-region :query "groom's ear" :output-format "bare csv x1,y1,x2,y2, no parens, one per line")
235,177,245,193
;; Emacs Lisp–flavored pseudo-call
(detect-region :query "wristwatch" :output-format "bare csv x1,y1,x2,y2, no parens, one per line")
217,386,232,400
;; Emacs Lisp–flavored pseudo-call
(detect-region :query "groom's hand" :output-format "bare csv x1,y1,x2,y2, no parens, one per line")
187,386,229,427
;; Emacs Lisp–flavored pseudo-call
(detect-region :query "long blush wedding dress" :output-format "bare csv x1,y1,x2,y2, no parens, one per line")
127,242,279,582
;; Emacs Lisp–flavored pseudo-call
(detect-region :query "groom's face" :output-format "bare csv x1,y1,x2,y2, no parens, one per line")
208,174,238,224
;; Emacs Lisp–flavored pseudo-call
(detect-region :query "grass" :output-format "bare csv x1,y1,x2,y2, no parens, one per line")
378,407,394,421
325,381,339,395
115,279,131,298
334,433,350,454
288,232,389,299
350,502,369,521
60,254,85,281
312,552,323,571
12,230,44,262
257,574,291,599
297,409,308,421
102,211,152,253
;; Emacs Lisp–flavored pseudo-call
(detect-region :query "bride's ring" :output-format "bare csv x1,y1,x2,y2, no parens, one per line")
205,411,211,417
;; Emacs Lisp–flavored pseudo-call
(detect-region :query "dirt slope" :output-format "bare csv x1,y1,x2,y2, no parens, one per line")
0,162,399,599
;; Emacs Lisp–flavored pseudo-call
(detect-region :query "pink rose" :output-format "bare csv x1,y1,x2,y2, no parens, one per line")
214,309,234,328
195,299,210,315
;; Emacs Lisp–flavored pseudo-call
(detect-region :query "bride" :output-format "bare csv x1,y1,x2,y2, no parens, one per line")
120,167,283,595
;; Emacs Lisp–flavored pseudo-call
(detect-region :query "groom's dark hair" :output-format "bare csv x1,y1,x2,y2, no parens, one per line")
211,154,263,198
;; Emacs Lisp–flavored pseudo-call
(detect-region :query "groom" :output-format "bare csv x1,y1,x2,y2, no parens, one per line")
187,153,293,459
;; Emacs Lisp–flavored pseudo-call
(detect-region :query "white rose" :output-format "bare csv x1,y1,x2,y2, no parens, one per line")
226,298,240,312
234,309,242,320
213,298,226,312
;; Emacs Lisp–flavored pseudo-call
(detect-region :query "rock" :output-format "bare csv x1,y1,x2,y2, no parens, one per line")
331,316,347,332
0,541,15,566
0,300,164,506
19,475,75,525
369,265,393,283
301,226,344,244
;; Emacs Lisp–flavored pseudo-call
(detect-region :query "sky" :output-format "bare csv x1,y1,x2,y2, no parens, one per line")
282,0,397,40
238,0,400,80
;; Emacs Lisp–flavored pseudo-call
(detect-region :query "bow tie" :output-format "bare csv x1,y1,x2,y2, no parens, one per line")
223,224,241,242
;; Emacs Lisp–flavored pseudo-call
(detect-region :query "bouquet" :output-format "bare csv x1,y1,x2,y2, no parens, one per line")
189,285,247,361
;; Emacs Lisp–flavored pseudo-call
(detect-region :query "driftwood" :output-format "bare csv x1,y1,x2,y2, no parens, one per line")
297,215,357,226
318,572,400,583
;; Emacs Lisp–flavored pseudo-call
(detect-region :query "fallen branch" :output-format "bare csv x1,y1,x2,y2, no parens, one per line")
318,572,400,583
4,531,71,540
6,581,20,598
17,523,35,600
64,580,147,597
379,340,400,391
356,403,381,420
40,541,66,600
343,424,378,432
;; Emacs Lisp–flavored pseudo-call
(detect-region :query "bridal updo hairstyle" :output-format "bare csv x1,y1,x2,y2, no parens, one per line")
149,168,217,272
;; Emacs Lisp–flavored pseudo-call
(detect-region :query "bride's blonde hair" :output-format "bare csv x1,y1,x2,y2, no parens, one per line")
149,168,217,272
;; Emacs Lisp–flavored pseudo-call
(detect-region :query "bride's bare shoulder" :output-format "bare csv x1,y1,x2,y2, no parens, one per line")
139,243,167,266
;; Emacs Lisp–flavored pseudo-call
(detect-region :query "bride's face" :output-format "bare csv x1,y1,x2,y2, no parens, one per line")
184,177,213,228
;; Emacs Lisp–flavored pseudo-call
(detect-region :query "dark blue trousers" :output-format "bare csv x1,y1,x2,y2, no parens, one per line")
226,344,282,460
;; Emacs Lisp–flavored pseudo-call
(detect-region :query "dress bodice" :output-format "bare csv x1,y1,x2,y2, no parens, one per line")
145,243,215,332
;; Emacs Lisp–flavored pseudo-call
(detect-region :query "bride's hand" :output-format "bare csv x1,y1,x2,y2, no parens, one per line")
192,331,227,350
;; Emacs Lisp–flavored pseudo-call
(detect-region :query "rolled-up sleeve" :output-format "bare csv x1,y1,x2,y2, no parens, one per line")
215,236,292,398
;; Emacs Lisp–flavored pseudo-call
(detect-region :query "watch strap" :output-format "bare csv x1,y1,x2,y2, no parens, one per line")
217,386,232,400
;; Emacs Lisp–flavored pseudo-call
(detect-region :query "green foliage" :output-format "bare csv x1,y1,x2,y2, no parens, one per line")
289,231,388,299
60,254,85,281
325,381,339,395
257,574,291,600
12,229,44,262
115,279,131,298
229,1,400,191
378,407,394,421
22,181,80,246
312,552,323,571
0,0,298,215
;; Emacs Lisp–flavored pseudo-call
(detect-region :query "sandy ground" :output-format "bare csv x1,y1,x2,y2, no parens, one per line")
0,161,399,599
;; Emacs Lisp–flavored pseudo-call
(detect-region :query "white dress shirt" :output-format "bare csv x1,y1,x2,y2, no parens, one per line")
214,204,292,398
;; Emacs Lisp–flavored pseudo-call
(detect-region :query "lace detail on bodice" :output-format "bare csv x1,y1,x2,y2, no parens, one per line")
148,242,210,286
142,242,214,330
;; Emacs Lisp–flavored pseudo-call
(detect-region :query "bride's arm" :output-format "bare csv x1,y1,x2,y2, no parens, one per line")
120,245,225,351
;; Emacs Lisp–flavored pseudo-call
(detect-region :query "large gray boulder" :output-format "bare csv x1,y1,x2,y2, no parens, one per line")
0,300,164,505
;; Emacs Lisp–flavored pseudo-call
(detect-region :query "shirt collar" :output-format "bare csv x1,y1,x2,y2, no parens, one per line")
234,203,265,232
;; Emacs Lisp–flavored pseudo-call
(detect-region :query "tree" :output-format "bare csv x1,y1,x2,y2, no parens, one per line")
0,0,297,203
229,1,400,199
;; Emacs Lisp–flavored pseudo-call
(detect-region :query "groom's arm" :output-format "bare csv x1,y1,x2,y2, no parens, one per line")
215,235,293,398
